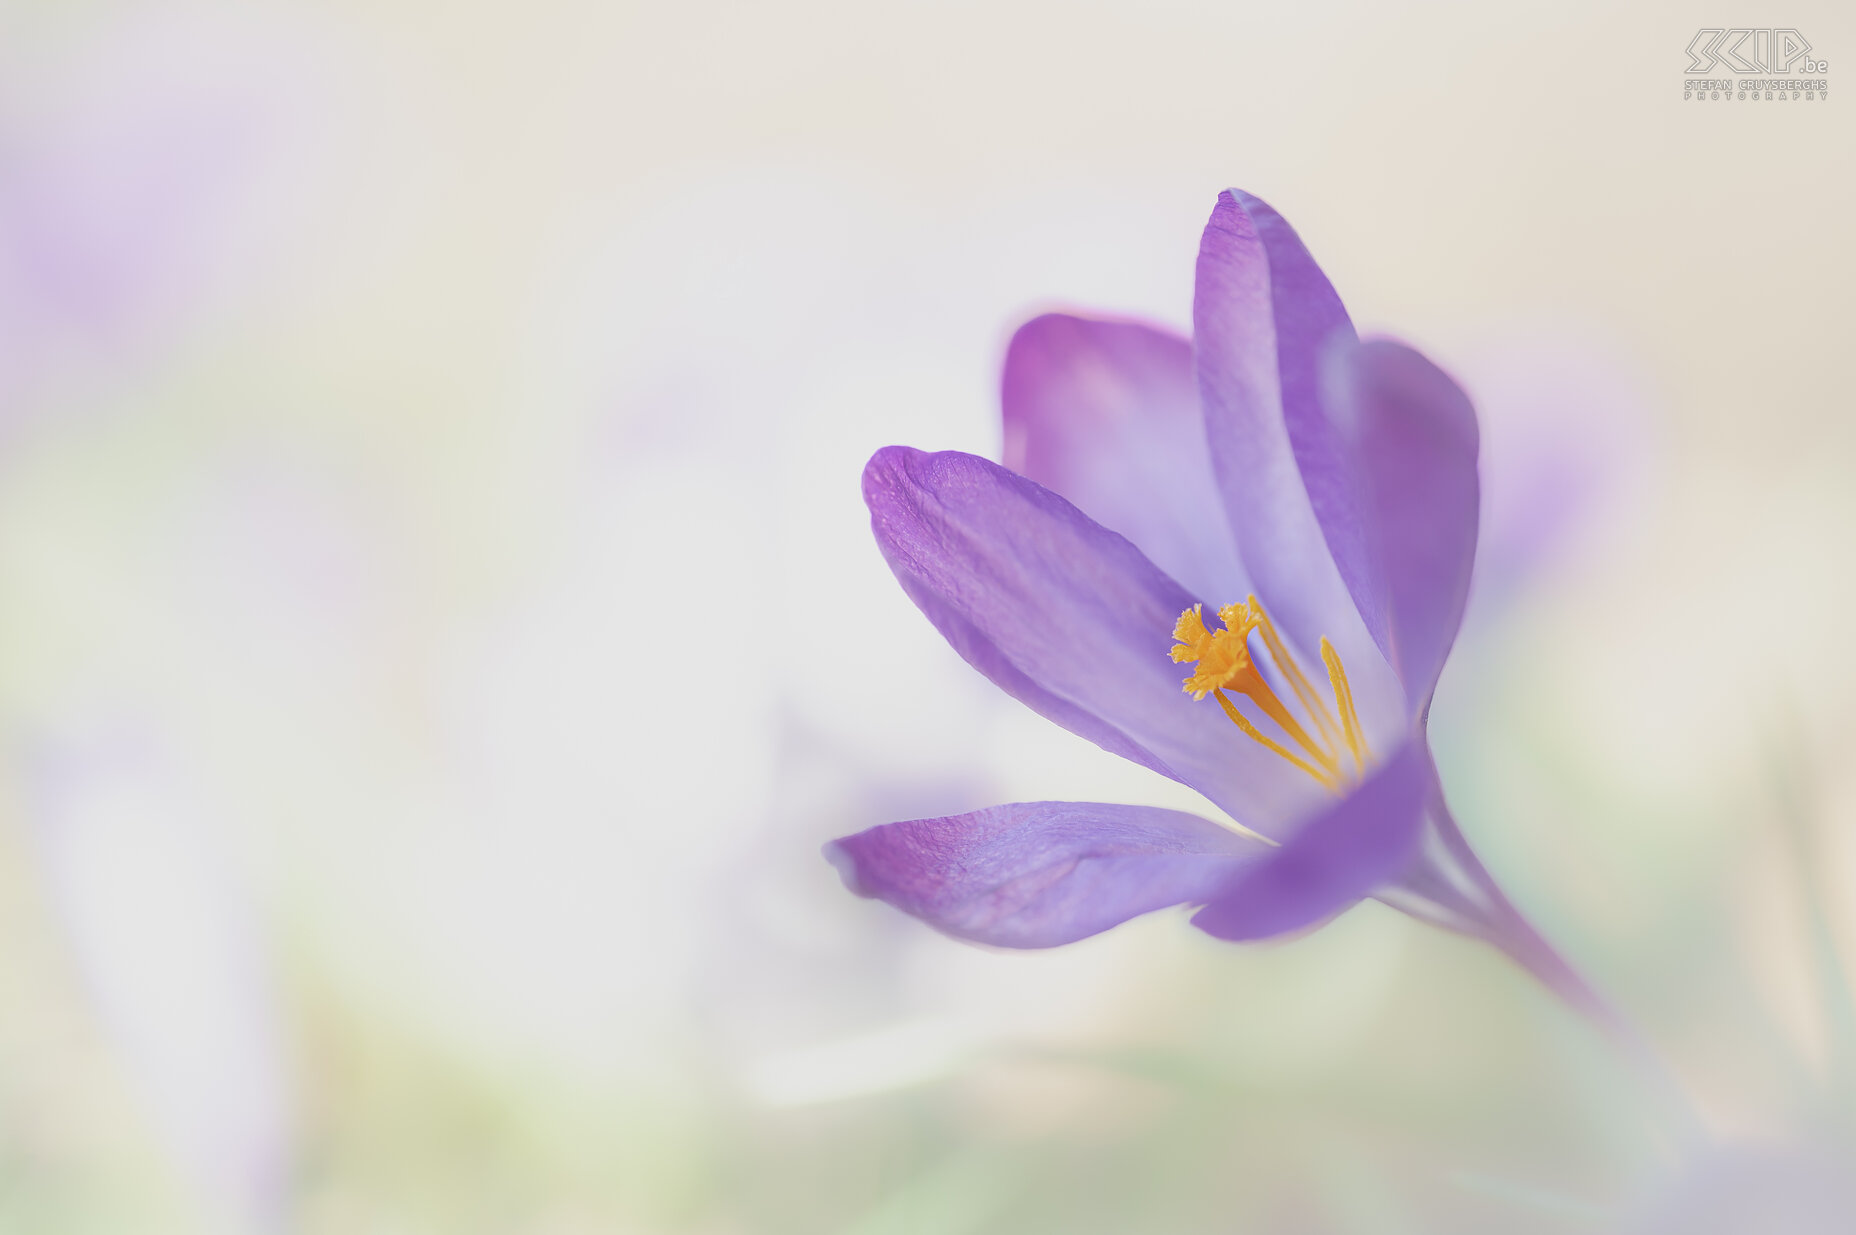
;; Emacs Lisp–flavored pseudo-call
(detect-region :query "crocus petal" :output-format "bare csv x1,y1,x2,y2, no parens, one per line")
1192,190,1380,669
1190,739,1431,942
1322,340,1479,707
1000,313,1247,605
826,801,1266,947
865,445,1325,829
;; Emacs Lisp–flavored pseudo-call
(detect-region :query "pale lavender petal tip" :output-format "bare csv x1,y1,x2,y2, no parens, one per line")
827,801,1266,948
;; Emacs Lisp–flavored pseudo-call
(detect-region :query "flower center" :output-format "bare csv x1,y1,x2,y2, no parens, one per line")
1169,597,1371,793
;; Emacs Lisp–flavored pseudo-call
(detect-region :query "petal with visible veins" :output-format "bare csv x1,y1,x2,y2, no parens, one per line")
864,445,1326,830
1193,190,1374,667
827,801,1266,947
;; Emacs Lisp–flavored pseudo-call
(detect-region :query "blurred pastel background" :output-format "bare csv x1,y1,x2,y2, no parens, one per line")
0,1,1852,1232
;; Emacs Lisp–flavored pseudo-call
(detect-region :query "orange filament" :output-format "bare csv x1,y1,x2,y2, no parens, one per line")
1210,688,1333,787
1169,597,1371,793
1254,607,1345,759
1320,637,1372,774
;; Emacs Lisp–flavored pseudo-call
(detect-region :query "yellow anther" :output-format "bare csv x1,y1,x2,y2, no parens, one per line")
1169,603,1260,700
1168,598,1373,794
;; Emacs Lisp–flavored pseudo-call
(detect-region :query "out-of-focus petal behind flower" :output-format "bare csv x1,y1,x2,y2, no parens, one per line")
1001,313,1248,605
1458,332,1658,617
0,8,321,425
1625,1144,1856,1235
25,724,294,1235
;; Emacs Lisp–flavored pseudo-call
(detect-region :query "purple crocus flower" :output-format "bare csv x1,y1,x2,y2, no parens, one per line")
826,190,1636,1022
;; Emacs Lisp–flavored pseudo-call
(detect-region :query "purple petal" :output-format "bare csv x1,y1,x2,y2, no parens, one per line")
1322,340,1479,706
826,801,1265,947
1001,313,1247,605
1191,739,1430,942
865,445,1325,830
1192,190,1378,666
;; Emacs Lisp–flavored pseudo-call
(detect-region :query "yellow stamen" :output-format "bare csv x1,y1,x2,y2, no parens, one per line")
1320,637,1372,773
1212,689,1337,792
1168,597,1372,792
1169,603,1261,700
1251,599,1346,758
1239,672,1340,778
